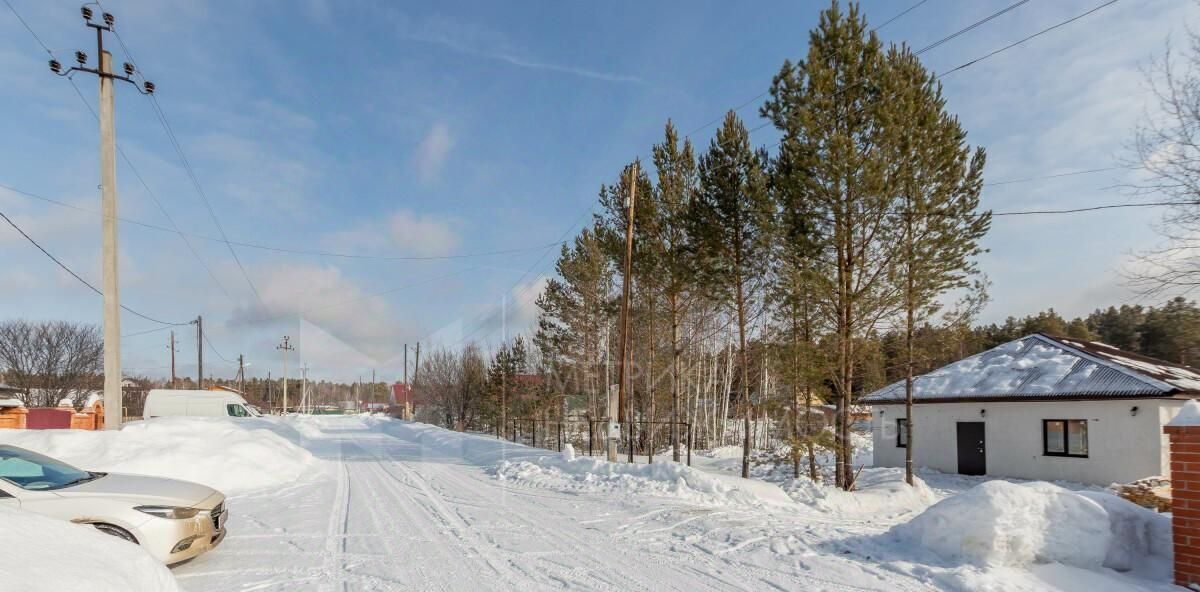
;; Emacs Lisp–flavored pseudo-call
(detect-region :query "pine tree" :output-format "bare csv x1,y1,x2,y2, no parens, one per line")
534,226,615,418
651,121,699,461
764,109,825,480
762,1,898,489
691,111,772,479
881,46,990,486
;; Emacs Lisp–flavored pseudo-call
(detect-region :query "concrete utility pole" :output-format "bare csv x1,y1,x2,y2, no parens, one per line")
196,316,204,389
277,336,293,414
168,331,177,389
612,162,638,461
49,8,155,429
301,364,309,414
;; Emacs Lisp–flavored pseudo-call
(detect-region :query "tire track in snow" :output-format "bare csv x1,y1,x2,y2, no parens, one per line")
321,441,350,592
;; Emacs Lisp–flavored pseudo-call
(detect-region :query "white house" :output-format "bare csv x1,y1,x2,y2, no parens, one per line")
862,333,1200,485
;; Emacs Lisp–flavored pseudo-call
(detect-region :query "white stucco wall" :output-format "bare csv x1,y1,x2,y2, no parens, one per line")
870,399,1188,485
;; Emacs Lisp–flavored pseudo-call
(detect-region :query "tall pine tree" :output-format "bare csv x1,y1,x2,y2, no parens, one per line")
763,1,898,489
651,121,699,461
881,46,990,486
692,111,772,478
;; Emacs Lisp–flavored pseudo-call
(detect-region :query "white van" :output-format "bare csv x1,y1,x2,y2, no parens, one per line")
142,389,261,420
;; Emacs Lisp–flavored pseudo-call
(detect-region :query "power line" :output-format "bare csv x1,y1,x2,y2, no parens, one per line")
0,208,189,326
681,0,1016,141
202,332,234,364
938,0,1121,78
874,0,931,32
982,166,1137,187
0,181,570,261
86,6,264,306
63,77,235,300
439,205,594,347
3,0,235,301
990,200,1199,217
913,0,1031,55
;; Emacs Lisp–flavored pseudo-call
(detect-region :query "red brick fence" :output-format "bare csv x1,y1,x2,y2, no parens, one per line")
1167,417,1200,588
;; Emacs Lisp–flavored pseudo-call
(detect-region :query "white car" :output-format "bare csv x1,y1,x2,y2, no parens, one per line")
0,444,227,565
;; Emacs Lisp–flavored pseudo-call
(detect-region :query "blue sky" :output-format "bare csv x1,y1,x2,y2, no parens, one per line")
0,0,1195,383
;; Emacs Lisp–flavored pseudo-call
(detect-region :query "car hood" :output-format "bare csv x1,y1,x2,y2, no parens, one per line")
56,473,219,507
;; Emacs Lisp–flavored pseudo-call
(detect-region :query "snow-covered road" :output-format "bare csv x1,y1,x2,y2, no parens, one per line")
171,415,932,591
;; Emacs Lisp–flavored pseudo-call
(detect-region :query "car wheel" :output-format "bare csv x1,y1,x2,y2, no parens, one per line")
92,523,139,545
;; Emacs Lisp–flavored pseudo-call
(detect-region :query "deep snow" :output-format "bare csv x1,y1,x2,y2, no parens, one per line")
0,414,1179,591
0,416,318,495
0,505,180,591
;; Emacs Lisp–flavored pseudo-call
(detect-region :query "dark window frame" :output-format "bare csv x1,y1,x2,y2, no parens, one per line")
896,418,908,448
1042,419,1088,458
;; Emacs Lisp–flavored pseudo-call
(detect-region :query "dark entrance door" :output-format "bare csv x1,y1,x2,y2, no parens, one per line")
956,422,986,475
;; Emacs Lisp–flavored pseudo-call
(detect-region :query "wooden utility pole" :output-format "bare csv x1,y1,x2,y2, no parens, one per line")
501,294,507,439
612,162,638,461
277,336,293,414
237,354,245,397
413,342,420,415
196,316,204,389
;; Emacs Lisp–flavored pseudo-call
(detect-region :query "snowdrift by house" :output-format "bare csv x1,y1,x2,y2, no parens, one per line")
0,417,316,495
892,480,1172,576
495,445,794,507
783,467,937,517
0,505,180,592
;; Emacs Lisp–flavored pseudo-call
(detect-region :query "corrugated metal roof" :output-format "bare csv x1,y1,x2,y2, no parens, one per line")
861,334,1197,403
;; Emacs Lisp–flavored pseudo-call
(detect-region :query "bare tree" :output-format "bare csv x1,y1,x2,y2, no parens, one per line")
0,319,103,407
1130,29,1200,296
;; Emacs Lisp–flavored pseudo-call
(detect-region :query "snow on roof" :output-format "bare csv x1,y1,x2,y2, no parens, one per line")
861,334,1200,403
1169,399,1200,427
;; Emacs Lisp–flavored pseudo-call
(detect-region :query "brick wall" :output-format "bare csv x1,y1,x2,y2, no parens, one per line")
1166,423,1200,588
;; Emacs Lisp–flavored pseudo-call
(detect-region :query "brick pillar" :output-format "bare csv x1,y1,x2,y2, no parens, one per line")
1166,423,1200,588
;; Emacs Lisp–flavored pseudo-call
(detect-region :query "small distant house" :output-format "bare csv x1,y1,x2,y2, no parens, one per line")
863,333,1200,485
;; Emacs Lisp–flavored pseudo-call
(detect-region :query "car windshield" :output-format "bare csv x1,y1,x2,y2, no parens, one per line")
0,445,94,490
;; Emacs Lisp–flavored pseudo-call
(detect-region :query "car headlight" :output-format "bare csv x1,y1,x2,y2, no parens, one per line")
134,505,200,519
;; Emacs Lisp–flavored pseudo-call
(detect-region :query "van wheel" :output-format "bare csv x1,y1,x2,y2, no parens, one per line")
93,523,139,545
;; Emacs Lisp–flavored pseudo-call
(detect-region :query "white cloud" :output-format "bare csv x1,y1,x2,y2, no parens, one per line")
387,209,460,257
390,12,642,84
413,122,453,183
226,262,417,363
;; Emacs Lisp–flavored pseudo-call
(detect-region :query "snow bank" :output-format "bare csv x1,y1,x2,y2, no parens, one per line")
892,481,1171,574
781,467,937,517
495,454,794,507
1077,490,1173,575
362,418,793,507
0,506,179,591
0,417,316,495
1170,399,1200,426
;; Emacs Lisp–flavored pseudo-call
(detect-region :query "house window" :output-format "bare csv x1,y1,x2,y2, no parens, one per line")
896,418,908,448
1043,419,1088,457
